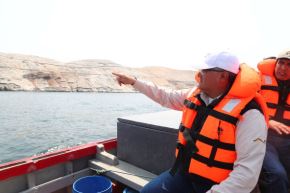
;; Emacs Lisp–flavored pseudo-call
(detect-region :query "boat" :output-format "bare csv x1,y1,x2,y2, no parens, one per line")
0,110,266,193
0,110,180,193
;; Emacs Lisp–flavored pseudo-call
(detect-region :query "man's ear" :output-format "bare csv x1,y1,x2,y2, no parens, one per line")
195,71,201,83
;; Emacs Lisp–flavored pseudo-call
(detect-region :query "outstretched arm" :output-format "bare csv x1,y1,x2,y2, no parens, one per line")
112,72,193,111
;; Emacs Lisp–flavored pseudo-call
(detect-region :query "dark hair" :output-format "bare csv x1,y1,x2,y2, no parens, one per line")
228,71,237,86
220,71,237,96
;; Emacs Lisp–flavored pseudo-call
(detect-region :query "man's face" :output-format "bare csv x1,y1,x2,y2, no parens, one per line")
197,69,224,97
275,58,290,81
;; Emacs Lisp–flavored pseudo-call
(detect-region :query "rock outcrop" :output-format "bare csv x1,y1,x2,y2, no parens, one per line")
0,53,195,92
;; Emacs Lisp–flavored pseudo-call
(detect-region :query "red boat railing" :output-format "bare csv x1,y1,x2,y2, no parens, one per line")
0,138,117,181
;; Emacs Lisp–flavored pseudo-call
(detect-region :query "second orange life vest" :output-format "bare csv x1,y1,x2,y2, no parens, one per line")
258,59,290,126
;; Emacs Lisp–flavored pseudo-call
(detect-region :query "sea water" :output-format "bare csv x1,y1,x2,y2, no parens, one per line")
0,92,165,163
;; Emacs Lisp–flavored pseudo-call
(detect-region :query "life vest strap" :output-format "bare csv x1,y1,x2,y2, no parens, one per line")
183,99,238,125
179,124,235,151
269,115,290,126
267,102,290,111
170,141,194,176
267,102,290,125
170,128,200,176
169,143,185,176
208,140,218,167
170,142,234,176
191,153,234,170
182,129,199,154
261,85,280,91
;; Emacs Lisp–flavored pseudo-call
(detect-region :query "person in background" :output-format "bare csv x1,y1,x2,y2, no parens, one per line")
257,49,290,193
113,51,268,193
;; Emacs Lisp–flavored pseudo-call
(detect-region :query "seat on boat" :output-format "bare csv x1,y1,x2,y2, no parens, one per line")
89,144,156,191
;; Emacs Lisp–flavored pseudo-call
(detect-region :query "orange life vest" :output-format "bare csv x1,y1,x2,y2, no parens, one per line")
171,64,268,183
258,59,290,126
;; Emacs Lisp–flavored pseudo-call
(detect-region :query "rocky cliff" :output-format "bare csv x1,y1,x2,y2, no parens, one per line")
0,53,195,92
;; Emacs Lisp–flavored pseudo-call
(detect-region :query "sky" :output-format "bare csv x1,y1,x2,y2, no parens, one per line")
0,0,289,69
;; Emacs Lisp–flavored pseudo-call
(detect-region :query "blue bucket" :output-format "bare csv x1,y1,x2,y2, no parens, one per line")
73,176,112,193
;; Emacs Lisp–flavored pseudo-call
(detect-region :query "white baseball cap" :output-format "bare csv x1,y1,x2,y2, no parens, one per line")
197,51,240,74
277,49,290,60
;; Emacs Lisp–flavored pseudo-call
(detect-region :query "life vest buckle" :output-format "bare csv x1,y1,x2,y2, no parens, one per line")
179,124,185,132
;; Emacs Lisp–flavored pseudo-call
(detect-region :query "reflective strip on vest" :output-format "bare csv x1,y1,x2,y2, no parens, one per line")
264,75,273,85
222,99,241,112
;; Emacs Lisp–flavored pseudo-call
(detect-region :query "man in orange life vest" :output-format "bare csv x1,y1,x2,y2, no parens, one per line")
113,51,268,193
257,49,290,193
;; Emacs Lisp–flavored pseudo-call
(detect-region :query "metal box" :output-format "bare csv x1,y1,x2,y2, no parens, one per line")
117,110,181,175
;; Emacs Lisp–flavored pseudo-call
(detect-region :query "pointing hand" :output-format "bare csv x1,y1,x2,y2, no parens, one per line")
112,72,136,86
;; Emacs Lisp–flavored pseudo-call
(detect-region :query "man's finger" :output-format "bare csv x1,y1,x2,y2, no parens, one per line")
114,76,122,86
285,126,290,132
282,127,289,134
112,72,122,77
273,126,283,135
278,124,289,134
